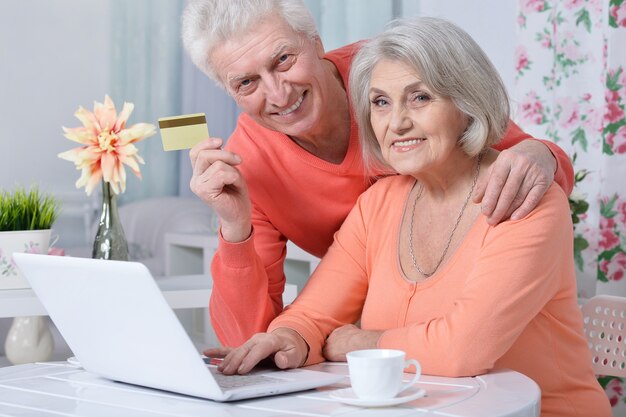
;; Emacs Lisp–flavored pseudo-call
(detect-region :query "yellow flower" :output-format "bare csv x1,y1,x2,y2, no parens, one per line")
58,95,156,195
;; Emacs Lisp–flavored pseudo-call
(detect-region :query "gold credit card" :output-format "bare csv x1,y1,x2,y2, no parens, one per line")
158,113,209,151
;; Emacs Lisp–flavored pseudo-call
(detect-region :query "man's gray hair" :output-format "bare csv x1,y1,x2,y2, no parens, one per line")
182,0,318,83
349,17,510,173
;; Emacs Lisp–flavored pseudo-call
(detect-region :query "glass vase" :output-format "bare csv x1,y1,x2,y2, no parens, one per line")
92,181,129,261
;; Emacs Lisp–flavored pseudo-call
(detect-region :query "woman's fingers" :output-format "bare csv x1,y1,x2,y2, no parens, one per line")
219,334,277,375
217,332,307,375
203,346,232,358
273,350,303,369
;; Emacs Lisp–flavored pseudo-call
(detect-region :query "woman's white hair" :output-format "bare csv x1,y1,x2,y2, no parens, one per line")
349,17,510,174
181,0,318,84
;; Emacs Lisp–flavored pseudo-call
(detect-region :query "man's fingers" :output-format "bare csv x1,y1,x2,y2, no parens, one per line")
485,172,524,225
189,137,240,177
480,162,511,219
197,161,240,187
479,141,557,225
510,185,547,221
192,149,242,177
472,171,488,204
189,137,223,166
190,161,243,201
497,177,538,222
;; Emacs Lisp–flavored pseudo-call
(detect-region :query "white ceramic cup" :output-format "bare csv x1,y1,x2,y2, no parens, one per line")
346,349,421,400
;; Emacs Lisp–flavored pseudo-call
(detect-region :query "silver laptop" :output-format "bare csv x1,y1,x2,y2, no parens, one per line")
13,253,343,401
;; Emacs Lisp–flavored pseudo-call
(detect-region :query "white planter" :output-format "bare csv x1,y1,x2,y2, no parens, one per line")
0,229,51,290
4,316,54,364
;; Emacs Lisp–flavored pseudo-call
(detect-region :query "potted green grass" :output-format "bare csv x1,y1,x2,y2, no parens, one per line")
0,186,60,365
0,187,60,289
0,187,59,230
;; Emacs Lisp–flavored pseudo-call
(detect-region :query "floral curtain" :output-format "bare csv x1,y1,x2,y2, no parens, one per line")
514,0,626,411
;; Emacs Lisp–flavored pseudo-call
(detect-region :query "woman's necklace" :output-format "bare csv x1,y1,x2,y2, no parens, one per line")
408,154,483,278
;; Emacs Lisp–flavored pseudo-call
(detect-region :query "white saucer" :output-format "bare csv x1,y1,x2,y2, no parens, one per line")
328,387,426,407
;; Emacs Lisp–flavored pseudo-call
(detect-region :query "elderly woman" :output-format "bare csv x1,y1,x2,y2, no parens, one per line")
181,0,574,347
210,17,610,417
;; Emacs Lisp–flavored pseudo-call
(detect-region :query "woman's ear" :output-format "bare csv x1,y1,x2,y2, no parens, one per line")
314,36,325,59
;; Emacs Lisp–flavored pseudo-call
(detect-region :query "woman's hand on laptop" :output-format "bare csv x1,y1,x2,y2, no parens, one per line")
203,346,230,358
214,328,309,375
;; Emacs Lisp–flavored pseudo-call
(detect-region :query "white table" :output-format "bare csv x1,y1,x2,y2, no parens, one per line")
0,362,540,417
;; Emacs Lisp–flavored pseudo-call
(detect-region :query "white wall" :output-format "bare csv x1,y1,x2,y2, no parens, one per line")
0,1,112,247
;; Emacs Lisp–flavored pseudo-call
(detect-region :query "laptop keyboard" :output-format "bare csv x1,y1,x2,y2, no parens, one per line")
209,367,286,389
